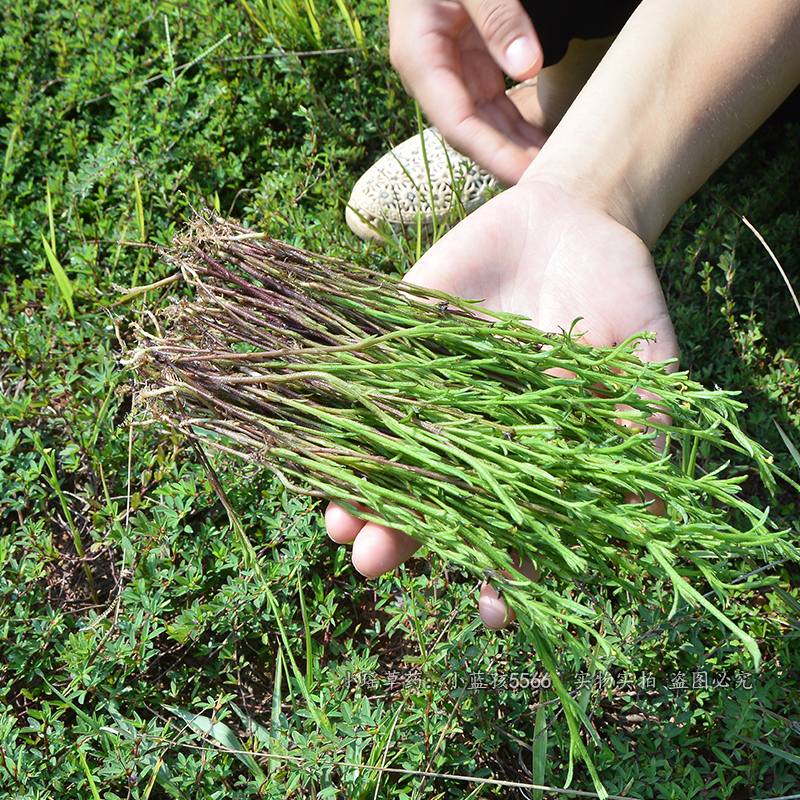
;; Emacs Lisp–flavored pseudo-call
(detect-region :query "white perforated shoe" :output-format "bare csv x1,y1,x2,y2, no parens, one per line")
345,127,502,243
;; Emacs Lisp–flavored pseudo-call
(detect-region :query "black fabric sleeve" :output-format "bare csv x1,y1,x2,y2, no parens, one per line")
517,0,641,65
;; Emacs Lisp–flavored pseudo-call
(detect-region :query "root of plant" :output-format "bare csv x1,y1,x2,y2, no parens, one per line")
128,211,797,788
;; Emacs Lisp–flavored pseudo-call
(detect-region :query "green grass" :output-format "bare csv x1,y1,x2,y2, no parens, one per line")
0,1,799,798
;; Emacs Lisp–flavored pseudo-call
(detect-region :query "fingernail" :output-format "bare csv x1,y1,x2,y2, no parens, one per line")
504,37,539,78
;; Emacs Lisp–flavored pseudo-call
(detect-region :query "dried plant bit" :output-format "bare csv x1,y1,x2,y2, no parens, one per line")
129,210,798,783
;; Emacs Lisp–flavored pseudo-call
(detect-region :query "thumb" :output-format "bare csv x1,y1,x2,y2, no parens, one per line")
462,0,543,80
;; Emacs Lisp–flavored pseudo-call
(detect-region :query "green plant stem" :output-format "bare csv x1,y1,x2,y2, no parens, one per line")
129,211,800,794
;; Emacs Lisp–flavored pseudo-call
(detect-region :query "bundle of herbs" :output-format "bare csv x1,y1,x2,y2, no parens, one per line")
129,211,796,787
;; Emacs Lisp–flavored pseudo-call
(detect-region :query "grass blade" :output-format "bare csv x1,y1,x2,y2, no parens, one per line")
773,418,800,473
77,745,102,800
269,645,285,774
240,0,270,36
134,174,146,242
332,0,364,47
167,705,267,782
230,703,273,748
33,433,97,602
104,705,186,799
297,575,314,690
735,735,800,767
531,705,548,800
302,0,322,46
41,231,75,318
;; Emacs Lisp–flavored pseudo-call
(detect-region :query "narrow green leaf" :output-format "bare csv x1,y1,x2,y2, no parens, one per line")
104,705,186,799
41,678,100,730
302,0,322,45
239,0,270,36
77,746,102,800
773,418,800,473
736,735,800,766
270,645,285,774
230,703,272,749
2,123,18,180
134,173,146,241
531,705,548,800
166,705,267,782
332,0,363,47
297,575,315,691
33,433,96,601
41,232,75,318
45,177,56,251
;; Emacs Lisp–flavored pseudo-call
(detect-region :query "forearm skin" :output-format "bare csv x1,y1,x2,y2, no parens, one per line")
527,0,800,247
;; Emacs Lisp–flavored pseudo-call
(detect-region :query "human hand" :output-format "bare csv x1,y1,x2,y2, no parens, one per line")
388,0,547,185
327,178,679,627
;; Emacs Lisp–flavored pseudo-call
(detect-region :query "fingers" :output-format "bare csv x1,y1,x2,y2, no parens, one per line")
479,554,540,629
325,501,368,543
624,490,666,516
352,521,422,578
389,0,542,85
388,0,467,97
478,582,513,629
325,502,421,578
388,0,546,184
326,500,538,630
460,0,542,80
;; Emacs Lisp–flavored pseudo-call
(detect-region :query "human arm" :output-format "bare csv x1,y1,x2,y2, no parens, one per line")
527,0,800,248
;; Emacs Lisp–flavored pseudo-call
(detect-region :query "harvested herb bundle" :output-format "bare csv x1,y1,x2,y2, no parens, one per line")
130,211,796,786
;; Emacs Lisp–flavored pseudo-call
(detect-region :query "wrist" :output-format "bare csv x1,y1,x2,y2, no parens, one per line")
516,35,677,249
521,147,657,248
